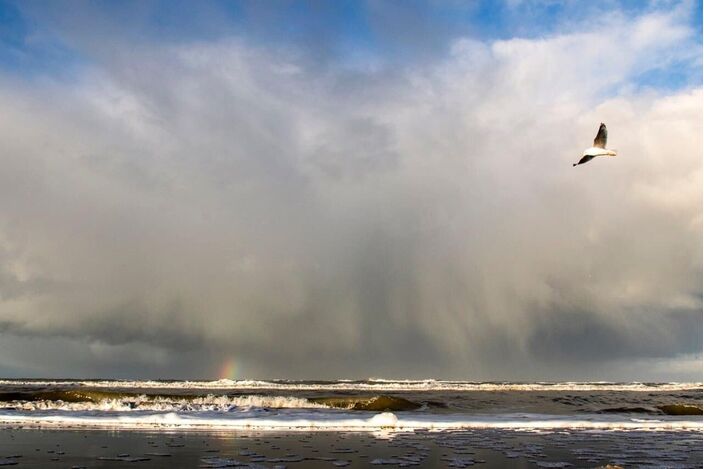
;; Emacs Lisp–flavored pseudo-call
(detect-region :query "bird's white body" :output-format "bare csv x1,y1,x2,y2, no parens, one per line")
582,147,617,157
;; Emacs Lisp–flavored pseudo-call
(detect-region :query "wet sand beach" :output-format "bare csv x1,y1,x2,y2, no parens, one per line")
0,427,701,468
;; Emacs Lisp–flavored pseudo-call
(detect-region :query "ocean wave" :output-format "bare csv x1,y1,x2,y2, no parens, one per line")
0,379,700,392
0,392,327,412
598,406,660,414
596,405,704,416
0,410,699,431
309,395,422,411
658,404,703,416
0,391,428,413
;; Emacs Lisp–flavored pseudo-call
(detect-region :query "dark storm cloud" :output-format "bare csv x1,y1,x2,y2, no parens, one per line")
527,308,703,362
0,2,700,380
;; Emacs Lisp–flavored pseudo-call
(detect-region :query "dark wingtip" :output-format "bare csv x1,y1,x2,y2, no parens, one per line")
573,163,577,167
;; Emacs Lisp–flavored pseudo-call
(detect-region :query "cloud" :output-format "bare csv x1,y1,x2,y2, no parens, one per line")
0,5,700,379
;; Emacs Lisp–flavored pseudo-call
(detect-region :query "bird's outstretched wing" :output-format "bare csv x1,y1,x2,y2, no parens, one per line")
593,123,607,148
574,154,596,166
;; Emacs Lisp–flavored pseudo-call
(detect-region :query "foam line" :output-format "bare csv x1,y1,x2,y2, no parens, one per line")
0,379,700,392
0,410,700,431
11,394,326,412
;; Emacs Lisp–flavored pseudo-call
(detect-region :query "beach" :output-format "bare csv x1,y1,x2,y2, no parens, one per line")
0,426,701,468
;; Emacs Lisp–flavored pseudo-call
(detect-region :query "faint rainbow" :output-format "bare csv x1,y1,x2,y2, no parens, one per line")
219,357,239,380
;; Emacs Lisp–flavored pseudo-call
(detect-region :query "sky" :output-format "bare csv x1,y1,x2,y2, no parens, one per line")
0,0,701,381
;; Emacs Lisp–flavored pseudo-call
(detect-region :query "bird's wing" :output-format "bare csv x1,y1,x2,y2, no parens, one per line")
576,154,596,166
593,123,607,148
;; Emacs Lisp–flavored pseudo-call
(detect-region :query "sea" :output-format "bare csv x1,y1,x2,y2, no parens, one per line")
0,379,700,432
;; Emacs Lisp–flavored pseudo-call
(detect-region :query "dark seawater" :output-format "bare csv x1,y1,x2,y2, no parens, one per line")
0,379,700,431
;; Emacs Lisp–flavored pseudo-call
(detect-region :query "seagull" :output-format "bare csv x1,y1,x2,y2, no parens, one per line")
573,123,617,167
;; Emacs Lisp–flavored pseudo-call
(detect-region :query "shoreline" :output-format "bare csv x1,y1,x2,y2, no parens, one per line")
0,411,700,432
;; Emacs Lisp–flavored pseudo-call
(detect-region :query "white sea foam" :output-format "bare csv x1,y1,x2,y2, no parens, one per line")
0,410,699,431
0,379,700,392
9,394,326,412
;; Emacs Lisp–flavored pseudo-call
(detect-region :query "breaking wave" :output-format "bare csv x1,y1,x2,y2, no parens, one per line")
0,410,699,431
0,379,699,433
658,404,703,415
0,379,700,392
310,395,422,411
0,390,427,413
0,391,326,412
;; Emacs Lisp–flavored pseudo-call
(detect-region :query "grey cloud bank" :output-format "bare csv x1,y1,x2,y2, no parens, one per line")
0,7,701,380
